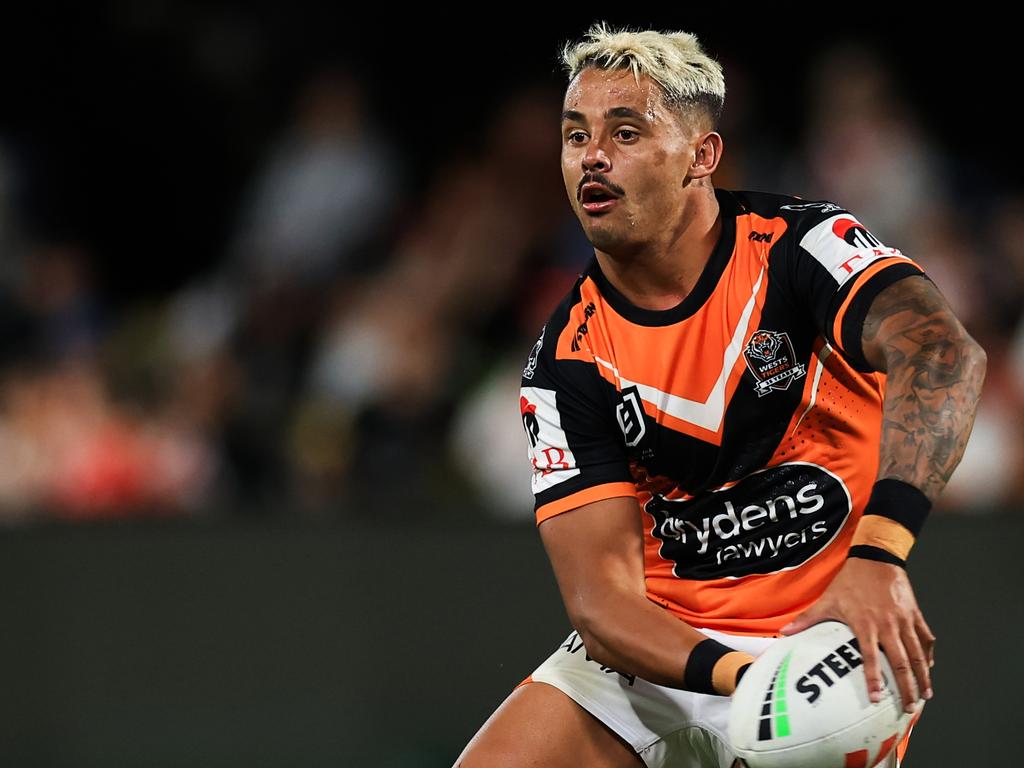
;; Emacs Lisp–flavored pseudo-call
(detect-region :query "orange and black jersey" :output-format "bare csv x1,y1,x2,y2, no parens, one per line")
519,187,927,635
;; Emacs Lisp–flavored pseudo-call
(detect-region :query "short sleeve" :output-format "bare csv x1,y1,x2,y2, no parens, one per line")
519,322,635,525
782,202,928,371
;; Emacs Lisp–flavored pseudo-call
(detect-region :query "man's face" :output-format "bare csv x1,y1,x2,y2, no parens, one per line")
561,67,698,256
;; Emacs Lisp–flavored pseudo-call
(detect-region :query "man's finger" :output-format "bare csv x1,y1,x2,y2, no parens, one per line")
780,607,822,635
781,600,846,636
915,611,936,668
852,623,884,704
880,625,918,713
900,618,932,702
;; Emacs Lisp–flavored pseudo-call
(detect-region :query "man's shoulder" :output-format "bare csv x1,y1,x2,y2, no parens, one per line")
544,267,593,332
521,264,594,384
723,188,850,228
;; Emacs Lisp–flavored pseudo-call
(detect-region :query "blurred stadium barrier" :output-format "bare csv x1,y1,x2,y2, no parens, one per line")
0,513,1016,766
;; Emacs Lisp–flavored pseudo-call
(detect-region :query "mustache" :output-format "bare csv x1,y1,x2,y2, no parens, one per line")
577,173,624,201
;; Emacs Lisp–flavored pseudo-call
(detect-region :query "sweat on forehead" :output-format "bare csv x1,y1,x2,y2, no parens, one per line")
563,68,704,132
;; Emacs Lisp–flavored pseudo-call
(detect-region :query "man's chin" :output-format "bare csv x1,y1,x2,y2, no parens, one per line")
584,225,639,256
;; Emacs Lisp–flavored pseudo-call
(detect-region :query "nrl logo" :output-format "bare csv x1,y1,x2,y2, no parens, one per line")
779,201,843,214
743,330,806,397
522,325,545,380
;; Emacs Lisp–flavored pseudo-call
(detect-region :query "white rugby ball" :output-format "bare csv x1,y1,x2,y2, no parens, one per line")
728,621,923,768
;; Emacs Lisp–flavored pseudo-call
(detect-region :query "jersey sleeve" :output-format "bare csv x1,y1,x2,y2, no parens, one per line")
519,322,635,525
781,201,928,371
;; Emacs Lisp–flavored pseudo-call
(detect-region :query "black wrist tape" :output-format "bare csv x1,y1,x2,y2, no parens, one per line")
684,638,732,695
848,544,907,569
862,479,931,536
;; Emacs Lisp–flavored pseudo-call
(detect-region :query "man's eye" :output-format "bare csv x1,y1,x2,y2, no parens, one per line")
567,131,586,144
617,129,638,141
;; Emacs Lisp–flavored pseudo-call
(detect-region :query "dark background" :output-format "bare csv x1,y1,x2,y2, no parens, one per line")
2,7,1018,300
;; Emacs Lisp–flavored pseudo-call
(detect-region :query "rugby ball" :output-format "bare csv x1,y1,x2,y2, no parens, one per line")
728,621,923,768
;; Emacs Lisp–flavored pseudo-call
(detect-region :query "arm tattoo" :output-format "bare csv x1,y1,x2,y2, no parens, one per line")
861,276,987,502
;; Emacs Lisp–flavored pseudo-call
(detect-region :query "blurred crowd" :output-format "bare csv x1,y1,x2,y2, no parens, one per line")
0,39,1020,523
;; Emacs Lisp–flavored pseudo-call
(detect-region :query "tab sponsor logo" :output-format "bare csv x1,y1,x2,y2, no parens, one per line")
799,213,906,288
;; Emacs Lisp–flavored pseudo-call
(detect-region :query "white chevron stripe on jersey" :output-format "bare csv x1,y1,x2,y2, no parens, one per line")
791,342,832,436
593,266,766,433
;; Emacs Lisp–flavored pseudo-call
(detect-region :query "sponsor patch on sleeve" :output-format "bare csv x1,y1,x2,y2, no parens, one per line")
799,214,909,287
520,386,581,493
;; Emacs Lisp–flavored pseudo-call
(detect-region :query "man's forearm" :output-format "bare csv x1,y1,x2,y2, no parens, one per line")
878,338,986,500
862,277,987,501
573,588,749,693
541,496,754,696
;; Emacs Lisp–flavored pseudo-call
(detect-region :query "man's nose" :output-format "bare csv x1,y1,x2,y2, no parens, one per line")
581,140,611,172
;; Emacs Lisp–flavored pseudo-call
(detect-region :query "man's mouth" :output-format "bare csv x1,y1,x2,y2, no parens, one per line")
582,198,618,214
580,183,620,214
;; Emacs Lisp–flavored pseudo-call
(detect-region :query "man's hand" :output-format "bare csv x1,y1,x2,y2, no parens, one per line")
779,558,934,713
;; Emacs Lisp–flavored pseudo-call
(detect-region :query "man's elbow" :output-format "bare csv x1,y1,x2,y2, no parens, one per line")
568,604,616,667
963,337,987,389
897,329,988,389
576,626,616,669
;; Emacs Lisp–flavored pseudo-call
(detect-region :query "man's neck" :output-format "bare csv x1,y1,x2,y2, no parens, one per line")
595,188,722,311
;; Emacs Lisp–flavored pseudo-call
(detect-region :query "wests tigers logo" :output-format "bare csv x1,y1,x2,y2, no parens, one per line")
743,329,806,397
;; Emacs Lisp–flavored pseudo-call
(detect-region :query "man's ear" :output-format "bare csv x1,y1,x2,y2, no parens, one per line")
688,131,723,180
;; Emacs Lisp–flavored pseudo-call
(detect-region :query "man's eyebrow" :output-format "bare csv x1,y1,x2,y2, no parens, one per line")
561,107,652,123
606,107,651,122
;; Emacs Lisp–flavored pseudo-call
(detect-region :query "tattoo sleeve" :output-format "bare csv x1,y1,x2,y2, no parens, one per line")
861,276,987,502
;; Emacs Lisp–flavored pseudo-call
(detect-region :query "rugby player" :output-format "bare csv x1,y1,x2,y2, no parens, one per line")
455,23,986,768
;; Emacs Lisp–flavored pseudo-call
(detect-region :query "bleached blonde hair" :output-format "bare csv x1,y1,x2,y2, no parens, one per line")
560,22,726,128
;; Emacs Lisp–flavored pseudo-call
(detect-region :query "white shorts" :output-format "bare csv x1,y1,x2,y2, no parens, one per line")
524,629,902,768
